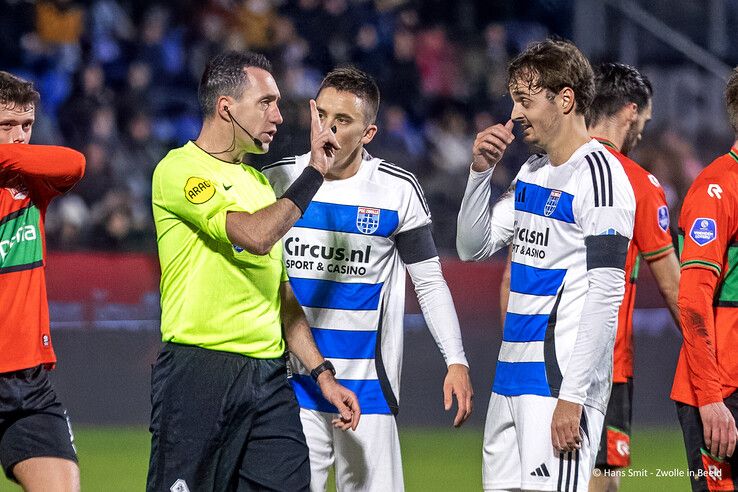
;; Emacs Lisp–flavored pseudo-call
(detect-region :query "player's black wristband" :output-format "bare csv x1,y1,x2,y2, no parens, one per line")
310,360,336,382
281,166,324,215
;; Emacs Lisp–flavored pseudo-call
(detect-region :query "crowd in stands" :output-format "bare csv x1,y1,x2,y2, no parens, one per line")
1,0,708,253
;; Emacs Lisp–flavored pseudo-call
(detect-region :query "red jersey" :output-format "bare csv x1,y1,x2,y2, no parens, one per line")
672,147,738,406
596,138,674,383
0,144,85,373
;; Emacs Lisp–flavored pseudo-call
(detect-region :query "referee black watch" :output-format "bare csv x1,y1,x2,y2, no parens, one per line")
310,360,336,382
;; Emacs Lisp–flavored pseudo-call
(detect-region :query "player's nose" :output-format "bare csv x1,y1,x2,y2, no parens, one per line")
11,126,26,144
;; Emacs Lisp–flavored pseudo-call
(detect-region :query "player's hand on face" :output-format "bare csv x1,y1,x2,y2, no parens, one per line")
471,119,514,173
699,401,738,458
316,372,361,431
443,364,473,427
551,399,583,453
308,99,341,176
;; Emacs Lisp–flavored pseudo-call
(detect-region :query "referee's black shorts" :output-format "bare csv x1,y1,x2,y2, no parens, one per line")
0,365,78,481
676,392,738,492
147,342,310,492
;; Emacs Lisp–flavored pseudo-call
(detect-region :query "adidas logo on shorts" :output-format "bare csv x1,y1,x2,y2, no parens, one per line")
530,463,550,477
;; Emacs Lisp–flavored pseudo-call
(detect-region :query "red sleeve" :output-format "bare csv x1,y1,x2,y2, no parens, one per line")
678,267,723,405
633,173,674,261
0,144,85,202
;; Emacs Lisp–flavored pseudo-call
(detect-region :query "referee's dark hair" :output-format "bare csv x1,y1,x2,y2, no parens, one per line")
508,38,595,115
317,67,380,125
586,62,653,128
198,51,273,118
0,71,40,110
726,67,738,134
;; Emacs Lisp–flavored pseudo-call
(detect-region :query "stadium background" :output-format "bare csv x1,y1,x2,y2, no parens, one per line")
1,0,733,489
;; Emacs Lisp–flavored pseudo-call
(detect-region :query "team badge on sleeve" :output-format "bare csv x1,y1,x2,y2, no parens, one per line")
544,190,561,217
657,205,670,232
356,206,380,234
689,218,717,246
184,177,215,204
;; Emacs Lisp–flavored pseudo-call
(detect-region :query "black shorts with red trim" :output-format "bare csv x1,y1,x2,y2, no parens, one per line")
595,379,633,469
0,365,78,481
676,391,738,492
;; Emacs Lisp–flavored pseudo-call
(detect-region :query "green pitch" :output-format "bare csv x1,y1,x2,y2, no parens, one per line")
1,426,688,491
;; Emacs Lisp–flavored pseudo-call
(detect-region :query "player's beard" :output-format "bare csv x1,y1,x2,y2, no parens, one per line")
621,124,640,156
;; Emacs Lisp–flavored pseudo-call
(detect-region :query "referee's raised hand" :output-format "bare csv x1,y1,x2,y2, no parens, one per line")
308,99,341,176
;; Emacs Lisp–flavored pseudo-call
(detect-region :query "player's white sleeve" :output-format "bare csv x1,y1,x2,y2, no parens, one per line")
558,267,624,405
406,257,468,367
559,156,635,405
456,165,515,261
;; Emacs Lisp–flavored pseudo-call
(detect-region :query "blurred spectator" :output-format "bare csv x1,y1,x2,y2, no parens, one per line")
34,0,85,73
117,61,154,117
57,64,115,147
45,194,90,250
90,190,151,252
415,25,464,98
111,110,167,203
367,104,425,175
381,28,422,115
74,140,118,208
235,0,276,50
88,0,135,82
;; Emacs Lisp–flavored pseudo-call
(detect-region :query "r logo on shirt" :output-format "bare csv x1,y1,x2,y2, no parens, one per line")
657,205,670,232
184,177,215,204
689,218,717,246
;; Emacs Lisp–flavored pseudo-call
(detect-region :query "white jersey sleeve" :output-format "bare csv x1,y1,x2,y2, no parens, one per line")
407,258,468,368
456,165,516,261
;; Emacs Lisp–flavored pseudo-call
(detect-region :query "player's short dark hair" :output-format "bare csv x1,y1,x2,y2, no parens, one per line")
0,71,40,110
586,63,653,127
507,38,594,115
198,51,273,117
317,67,380,124
726,67,738,134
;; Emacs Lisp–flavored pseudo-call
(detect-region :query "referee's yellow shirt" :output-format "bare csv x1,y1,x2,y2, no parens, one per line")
152,141,286,358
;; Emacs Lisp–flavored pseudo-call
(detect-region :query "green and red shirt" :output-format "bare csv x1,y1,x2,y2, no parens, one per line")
0,144,85,373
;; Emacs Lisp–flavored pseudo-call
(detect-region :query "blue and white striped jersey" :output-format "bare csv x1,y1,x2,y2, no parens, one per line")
458,139,635,412
264,152,442,415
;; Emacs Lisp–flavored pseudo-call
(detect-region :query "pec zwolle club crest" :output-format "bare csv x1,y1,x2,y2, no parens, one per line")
544,190,562,217
356,206,380,235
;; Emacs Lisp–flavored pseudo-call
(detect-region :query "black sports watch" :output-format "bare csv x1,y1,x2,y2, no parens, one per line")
310,360,336,382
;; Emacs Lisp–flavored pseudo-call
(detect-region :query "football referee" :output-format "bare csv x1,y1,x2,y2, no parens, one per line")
147,51,359,492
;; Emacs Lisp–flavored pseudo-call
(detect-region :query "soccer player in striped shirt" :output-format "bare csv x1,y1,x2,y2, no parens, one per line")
585,63,681,492
457,40,635,491
671,67,738,492
264,67,472,492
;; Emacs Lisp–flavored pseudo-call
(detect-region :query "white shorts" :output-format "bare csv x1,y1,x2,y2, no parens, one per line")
300,409,403,492
483,392,604,492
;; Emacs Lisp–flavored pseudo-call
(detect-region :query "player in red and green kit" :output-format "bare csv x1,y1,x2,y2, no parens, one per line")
672,67,738,492
586,63,681,492
0,71,85,491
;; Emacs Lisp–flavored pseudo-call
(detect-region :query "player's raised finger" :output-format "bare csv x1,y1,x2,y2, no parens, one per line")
309,99,322,135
